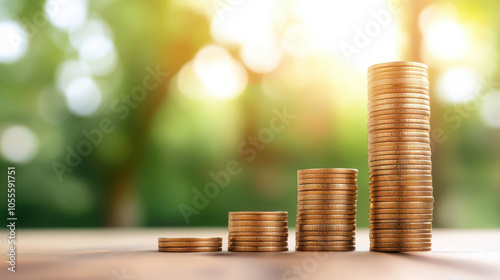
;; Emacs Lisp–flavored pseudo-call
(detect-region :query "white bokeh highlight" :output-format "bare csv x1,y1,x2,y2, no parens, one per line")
0,21,29,64
1,125,38,163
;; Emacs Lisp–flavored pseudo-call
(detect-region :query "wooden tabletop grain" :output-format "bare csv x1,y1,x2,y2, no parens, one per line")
1,228,499,280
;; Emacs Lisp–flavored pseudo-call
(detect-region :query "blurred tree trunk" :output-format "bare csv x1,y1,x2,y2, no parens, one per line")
106,1,207,226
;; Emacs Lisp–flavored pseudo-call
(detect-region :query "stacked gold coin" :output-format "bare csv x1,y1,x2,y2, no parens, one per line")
367,61,434,252
296,168,358,251
158,237,222,252
228,211,288,252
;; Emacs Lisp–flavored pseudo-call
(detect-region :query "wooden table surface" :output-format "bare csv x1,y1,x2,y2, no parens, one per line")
1,228,499,280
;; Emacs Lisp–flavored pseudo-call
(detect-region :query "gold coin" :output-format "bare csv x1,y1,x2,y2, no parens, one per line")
229,211,287,216
297,209,357,215
369,233,432,239
370,242,432,248
228,246,288,252
368,69,428,77
296,245,355,251
370,159,432,167
296,219,356,225
370,201,433,209
369,181,433,187
369,150,432,157
158,241,222,247
369,130,430,138
229,220,288,227
369,94,430,103
298,224,356,231
368,83,429,92
368,119,430,128
298,205,356,211
369,208,433,214
368,73,428,83
370,228,432,234
158,247,222,252
298,194,357,201
158,237,222,242
370,222,432,230
228,241,287,247
229,231,288,237
368,140,431,147
369,113,430,122
368,67,428,76
368,143,431,152
298,173,357,179
369,165,432,173
296,235,354,242
229,214,288,221
368,123,431,133
368,87,429,97
297,214,357,220
298,184,358,191
369,107,430,117
370,213,433,220
368,61,427,70
298,168,358,174
368,78,429,88
370,190,433,197
368,103,430,112
228,226,288,232
370,169,432,176
298,178,357,184
370,196,434,203
296,231,355,237
296,240,355,246
369,174,432,182
368,98,430,109
298,190,358,195
368,156,432,164
229,236,287,242
371,220,432,225
298,199,356,205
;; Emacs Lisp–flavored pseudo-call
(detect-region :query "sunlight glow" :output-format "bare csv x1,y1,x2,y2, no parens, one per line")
438,67,480,103
192,45,247,100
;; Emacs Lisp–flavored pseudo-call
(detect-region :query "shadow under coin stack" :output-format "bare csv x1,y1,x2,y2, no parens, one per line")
296,168,358,251
228,211,288,252
158,237,222,252
367,61,434,252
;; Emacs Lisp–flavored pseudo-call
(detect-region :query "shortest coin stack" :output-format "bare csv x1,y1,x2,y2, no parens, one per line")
228,211,288,252
296,168,358,251
158,237,222,252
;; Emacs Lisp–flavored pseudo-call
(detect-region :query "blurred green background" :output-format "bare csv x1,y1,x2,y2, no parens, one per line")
0,0,499,228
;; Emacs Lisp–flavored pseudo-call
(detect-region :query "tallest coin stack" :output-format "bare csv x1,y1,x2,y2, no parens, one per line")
367,61,434,252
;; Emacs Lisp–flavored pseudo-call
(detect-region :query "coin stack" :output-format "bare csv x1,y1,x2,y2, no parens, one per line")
228,211,288,252
296,168,358,251
158,237,222,252
367,61,434,252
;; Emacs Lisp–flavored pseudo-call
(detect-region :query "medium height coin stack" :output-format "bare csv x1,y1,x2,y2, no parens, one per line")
367,61,434,252
228,211,288,252
296,168,358,251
